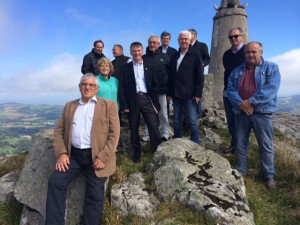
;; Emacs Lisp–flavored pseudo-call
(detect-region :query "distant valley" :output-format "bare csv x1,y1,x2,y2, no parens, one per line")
0,95,299,155
277,95,300,115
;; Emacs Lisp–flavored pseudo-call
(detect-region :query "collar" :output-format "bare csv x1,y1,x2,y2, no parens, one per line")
79,96,98,105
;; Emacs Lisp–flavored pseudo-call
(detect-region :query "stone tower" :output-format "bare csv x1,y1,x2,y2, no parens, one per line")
208,0,249,107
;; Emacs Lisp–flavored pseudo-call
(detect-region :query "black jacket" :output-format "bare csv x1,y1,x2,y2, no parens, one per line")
158,45,177,60
190,40,210,67
168,49,204,99
81,49,105,75
119,60,160,112
143,48,170,94
112,55,131,80
223,45,245,90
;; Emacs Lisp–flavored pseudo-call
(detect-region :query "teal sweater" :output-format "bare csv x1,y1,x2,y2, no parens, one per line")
96,74,119,108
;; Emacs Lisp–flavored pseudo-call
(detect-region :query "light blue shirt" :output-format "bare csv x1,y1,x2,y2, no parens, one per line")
133,60,147,93
71,96,97,149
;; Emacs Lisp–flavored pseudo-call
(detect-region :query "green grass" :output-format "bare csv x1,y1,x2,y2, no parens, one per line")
1,128,300,225
219,127,300,225
0,152,27,177
0,203,22,225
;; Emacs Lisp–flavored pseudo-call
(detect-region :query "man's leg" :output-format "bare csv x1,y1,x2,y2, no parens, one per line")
45,154,82,225
252,113,275,180
172,97,183,138
83,165,107,225
140,95,161,153
223,96,236,148
127,98,142,162
158,94,169,140
185,99,199,144
234,113,251,175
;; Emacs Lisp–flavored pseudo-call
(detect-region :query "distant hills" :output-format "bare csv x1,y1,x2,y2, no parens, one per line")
277,95,300,115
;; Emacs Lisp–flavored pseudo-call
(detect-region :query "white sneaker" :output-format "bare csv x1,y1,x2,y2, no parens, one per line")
141,136,150,142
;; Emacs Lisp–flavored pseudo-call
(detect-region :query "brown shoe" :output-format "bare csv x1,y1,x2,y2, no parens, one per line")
221,146,235,154
266,178,276,189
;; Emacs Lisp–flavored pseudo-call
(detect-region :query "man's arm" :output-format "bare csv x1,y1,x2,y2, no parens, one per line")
96,102,120,166
81,54,90,74
118,66,129,112
53,104,70,172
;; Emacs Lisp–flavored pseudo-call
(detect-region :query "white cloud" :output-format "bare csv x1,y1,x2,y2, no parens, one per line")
0,53,82,104
268,48,300,97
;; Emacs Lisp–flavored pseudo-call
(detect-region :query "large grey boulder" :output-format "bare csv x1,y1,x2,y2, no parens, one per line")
0,171,20,205
111,172,159,217
150,138,254,225
14,130,86,225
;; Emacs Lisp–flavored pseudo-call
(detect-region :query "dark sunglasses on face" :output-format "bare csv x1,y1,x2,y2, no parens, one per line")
228,35,241,40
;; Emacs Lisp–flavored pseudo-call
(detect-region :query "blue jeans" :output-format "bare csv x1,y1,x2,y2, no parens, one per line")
223,96,236,148
173,97,199,144
234,112,275,180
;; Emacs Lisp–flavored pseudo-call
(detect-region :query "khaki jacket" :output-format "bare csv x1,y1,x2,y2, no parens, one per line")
53,97,120,177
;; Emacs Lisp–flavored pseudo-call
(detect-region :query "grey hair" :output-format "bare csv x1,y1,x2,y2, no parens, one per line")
79,73,99,86
148,35,160,44
228,27,244,36
178,30,192,40
246,41,264,53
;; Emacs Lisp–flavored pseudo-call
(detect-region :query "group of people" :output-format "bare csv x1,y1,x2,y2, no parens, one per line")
44,27,281,224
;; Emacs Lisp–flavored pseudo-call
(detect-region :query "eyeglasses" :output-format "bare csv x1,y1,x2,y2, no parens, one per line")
80,83,98,88
228,35,241,40
148,41,158,44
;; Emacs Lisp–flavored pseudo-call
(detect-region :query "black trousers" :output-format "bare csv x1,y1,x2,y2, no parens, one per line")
45,148,107,225
127,94,161,157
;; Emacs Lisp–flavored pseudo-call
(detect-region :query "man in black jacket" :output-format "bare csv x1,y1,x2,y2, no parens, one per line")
142,35,170,142
81,40,106,75
119,42,161,163
222,27,245,154
189,29,210,67
168,31,204,144
112,44,131,80
158,31,177,60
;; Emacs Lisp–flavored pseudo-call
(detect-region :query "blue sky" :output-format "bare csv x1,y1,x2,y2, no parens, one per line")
0,0,299,104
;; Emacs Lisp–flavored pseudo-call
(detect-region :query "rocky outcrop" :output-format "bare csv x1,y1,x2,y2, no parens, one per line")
149,138,254,225
111,172,159,217
14,130,86,225
0,171,20,205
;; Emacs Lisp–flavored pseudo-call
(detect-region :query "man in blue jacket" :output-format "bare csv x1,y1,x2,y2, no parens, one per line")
227,41,281,189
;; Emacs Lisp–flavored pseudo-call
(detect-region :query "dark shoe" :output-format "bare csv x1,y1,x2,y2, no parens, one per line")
161,136,169,142
133,150,141,163
221,146,235,154
266,178,276,189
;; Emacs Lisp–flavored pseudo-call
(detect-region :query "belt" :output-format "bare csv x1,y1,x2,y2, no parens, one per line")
71,145,91,151
137,91,147,95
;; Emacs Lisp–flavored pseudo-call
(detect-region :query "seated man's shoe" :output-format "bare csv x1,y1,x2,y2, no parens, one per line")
266,178,276,189
161,136,169,142
221,146,235,154
141,136,150,142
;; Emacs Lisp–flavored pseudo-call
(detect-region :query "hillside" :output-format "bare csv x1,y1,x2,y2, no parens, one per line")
0,102,63,155
277,95,300,115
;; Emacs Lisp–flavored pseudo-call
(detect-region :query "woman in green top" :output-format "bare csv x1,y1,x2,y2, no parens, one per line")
96,58,119,107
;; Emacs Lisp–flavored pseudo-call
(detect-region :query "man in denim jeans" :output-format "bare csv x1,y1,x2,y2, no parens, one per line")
227,41,281,189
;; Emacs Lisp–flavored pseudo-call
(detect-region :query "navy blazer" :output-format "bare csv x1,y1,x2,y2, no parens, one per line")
190,40,210,67
119,60,160,113
168,49,204,99
158,45,177,60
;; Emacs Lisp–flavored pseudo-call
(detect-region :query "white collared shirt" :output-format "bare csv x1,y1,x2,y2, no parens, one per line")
162,46,168,54
71,96,97,149
177,51,186,71
133,60,147,93
232,43,244,53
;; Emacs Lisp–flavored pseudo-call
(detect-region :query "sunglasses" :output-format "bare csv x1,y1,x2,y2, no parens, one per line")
228,35,241,40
